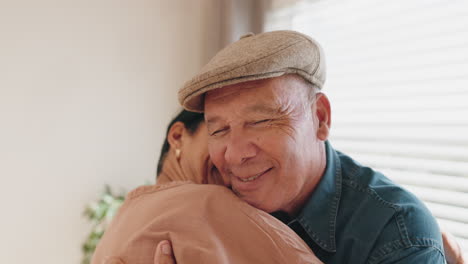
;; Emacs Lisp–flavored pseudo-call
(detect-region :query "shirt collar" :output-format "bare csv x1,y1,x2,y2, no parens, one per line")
297,141,342,253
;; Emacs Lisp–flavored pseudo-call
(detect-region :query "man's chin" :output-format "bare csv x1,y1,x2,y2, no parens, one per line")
233,191,275,212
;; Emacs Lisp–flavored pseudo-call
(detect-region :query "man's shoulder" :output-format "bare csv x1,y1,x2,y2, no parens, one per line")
337,151,437,224
337,150,431,213
336,151,445,263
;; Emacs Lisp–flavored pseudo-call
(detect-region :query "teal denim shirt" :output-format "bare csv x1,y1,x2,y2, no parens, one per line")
272,141,445,263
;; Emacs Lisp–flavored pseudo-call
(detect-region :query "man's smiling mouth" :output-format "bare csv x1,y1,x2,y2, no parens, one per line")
240,173,262,182
238,168,272,182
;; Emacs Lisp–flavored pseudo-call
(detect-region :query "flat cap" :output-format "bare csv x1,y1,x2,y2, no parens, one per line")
178,30,326,112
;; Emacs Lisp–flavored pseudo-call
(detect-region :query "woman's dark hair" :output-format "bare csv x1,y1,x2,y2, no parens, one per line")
156,109,205,176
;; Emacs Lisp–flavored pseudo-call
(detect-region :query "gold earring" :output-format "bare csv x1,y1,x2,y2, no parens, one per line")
175,149,181,159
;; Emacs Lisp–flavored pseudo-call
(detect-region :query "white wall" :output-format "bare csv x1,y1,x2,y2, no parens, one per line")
0,0,222,263
218,0,266,45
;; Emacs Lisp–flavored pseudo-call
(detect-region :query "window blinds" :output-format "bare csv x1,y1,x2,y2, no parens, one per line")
265,0,468,255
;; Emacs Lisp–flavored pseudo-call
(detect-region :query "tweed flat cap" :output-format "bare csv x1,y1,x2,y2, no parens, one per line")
178,30,326,112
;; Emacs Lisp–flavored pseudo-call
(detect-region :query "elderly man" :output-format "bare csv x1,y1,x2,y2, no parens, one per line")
157,30,458,263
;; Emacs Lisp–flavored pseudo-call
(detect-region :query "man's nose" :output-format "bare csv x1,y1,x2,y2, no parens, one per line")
224,131,258,166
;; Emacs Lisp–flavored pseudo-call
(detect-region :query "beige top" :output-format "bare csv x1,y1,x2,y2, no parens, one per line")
91,181,321,264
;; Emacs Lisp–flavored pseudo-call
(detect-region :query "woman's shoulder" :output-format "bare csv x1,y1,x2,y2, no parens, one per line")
126,181,234,200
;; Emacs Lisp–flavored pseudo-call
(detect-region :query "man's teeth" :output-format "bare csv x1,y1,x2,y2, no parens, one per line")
240,173,261,182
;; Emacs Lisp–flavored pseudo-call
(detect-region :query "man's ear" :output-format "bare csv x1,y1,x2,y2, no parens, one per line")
314,93,331,141
167,121,185,150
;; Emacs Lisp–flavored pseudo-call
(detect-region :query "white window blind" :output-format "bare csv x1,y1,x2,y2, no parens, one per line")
265,0,468,255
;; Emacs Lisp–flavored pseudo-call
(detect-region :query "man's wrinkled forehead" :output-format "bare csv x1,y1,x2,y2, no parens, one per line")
204,78,279,123
204,74,307,110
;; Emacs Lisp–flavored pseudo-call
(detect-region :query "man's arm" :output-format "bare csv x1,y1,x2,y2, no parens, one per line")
371,230,466,264
371,245,445,264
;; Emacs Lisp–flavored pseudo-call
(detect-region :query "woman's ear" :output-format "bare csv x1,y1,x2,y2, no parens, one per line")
167,121,186,150
314,93,331,141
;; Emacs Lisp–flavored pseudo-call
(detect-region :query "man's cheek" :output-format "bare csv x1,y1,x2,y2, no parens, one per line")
207,141,219,161
208,146,225,173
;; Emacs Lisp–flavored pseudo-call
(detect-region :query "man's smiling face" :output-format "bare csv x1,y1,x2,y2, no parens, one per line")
204,75,329,214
